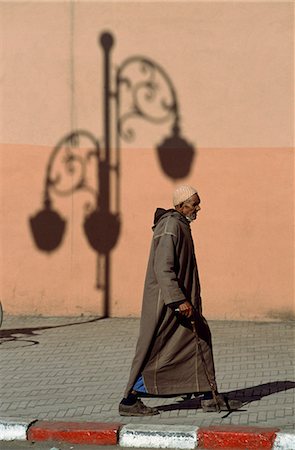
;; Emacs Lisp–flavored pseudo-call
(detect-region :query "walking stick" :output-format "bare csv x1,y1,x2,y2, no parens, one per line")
190,318,221,412
175,306,221,411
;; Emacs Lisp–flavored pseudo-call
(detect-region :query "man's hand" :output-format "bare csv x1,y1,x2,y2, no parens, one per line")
177,301,193,318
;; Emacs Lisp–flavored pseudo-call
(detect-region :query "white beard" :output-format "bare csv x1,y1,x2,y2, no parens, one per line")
186,214,196,222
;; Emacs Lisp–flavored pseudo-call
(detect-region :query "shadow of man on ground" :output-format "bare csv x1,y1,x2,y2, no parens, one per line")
154,381,295,416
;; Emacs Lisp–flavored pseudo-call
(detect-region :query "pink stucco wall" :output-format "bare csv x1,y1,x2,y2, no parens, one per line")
0,1,294,319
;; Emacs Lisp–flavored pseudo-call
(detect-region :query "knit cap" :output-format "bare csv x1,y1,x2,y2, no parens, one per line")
173,185,198,206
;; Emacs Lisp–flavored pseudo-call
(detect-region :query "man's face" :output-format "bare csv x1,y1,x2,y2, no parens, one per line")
181,193,201,221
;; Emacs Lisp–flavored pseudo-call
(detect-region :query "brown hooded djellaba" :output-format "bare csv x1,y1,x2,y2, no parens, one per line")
124,208,216,398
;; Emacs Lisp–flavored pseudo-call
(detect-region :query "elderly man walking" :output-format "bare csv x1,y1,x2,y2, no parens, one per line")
119,185,242,416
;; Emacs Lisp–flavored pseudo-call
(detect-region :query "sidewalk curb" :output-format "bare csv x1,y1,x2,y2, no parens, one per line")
0,419,294,448
27,421,121,445
119,424,198,449
197,425,279,449
0,418,36,441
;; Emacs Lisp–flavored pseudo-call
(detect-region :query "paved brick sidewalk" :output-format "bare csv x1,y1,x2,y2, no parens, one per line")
0,316,294,430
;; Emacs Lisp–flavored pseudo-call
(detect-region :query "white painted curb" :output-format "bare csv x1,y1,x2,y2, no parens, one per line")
0,418,33,441
273,431,295,449
119,424,199,449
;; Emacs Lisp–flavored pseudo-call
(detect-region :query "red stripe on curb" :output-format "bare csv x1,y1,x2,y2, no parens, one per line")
198,426,279,449
27,421,121,445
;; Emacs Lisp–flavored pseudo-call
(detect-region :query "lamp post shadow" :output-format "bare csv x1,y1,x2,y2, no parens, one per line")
29,31,197,318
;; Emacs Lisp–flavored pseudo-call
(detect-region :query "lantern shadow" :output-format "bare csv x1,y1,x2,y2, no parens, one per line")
29,201,67,253
83,209,121,255
156,124,197,180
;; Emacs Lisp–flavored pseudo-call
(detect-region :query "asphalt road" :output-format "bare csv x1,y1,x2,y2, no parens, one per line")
1,444,238,450
0,442,119,450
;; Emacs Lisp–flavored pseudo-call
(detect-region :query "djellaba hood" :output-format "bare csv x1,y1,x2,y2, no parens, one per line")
152,208,189,229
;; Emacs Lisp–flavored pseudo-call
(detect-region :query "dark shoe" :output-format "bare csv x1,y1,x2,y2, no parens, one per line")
201,394,243,412
119,399,159,416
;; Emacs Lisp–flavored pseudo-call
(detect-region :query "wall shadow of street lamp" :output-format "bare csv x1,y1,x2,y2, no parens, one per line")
157,124,195,179
29,31,195,317
29,198,66,253
83,209,121,255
